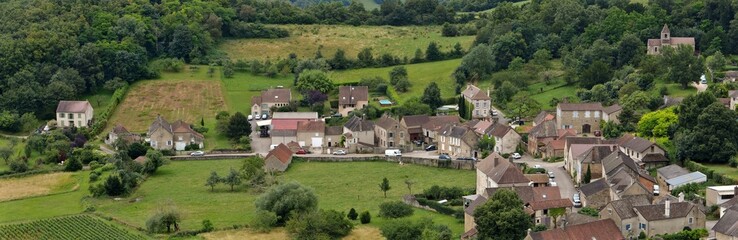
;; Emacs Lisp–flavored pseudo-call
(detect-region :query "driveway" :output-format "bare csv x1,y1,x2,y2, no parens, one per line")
491,105,508,124
515,154,578,207
250,121,271,155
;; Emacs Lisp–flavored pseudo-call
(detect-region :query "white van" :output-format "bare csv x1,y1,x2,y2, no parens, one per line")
385,149,402,157
653,185,660,196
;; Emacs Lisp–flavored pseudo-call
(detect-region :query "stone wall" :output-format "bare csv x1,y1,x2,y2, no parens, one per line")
293,156,477,170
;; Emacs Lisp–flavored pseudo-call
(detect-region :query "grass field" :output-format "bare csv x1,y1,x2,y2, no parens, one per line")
0,214,148,240
200,226,382,240
702,163,738,181
0,137,27,171
0,171,92,223
0,172,80,202
83,90,114,112
219,25,474,61
92,160,473,236
330,59,461,105
220,71,294,113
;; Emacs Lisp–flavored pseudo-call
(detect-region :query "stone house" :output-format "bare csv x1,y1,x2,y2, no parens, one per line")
475,152,530,194
729,90,738,110
337,86,368,116
603,151,657,201
251,88,291,116
438,123,479,158
264,143,293,172
56,100,94,128
421,115,460,144
461,84,491,119
343,116,375,153
647,24,696,55
105,124,141,146
657,164,690,191
374,115,405,149
633,200,706,237
543,129,577,159
603,104,623,124
400,115,430,143
718,187,738,218
556,102,617,134
270,119,300,146
533,111,555,127
707,185,738,207
296,121,325,151
600,195,652,239
527,120,558,156
574,145,617,184
564,137,610,175
617,134,666,164
526,174,550,187
526,199,574,227
466,185,565,234
324,126,343,149
525,219,624,240
147,116,204,151
580,178,611,210
713,205,738,240
484,122,521,154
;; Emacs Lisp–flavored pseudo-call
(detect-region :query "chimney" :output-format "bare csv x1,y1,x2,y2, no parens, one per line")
665,199,671,217
678,192,685,202
494,157,499,167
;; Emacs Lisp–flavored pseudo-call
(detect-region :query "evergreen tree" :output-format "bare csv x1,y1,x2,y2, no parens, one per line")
226,112,251,140
583,164,592,184
425,42,442,61
379,177,391,198
421,82,443,109
347,208,358,220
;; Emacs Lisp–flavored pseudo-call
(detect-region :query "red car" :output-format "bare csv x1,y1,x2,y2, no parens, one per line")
296,149,308,154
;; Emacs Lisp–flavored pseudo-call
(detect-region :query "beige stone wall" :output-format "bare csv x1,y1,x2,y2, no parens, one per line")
265,157,288,172
717,232,738,240
297,131,325,148
338,100,368,116
149,128,173,150
556,110,603,134
495,131,521,154
464,212,476,232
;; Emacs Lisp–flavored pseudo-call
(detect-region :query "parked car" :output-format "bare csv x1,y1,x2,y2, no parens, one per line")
548,171,555,178
255,114,261,120
385,149,402,157
439,154,451,160
491,110,498,116
247,115,253,121
653,185,660,196
333,150,347,155
534,164,542,169
573,193,582,208
457,157,477,161
549,181,557,187
425,145,437,151
190,151,205,156
512,152,522,159
261,113,268,120
296,149,308,155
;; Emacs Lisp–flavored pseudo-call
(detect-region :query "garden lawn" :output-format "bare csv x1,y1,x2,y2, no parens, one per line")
218,25,474,61
0,171,93,223
219,71,294,113
83,90,114,113
702,163,738,181
281,161,475,237
330,59,461,105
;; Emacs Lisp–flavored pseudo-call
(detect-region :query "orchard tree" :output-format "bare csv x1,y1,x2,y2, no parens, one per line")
223,168,242,191
205,171,220,191
508,95,541,122
379,177,391,198
420,82,443,109
474,189,532,240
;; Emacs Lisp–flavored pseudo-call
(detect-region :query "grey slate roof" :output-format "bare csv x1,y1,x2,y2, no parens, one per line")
657,164,690,180
148,115,172,135
558,103,604,111
713,207,738,237
374,115,400,130
344,116,374,132
580,178,609,196
665,172,706,186
529,120,558,138
603,104,622,114
325,126,344,135
56,100,92,113
622,136,657,153
608,195,651,219
634,202,694,221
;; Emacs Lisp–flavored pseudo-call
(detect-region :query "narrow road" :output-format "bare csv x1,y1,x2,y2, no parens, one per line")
0,133,28,139
490,105,508,124
99,145,116,155
515,154,578,205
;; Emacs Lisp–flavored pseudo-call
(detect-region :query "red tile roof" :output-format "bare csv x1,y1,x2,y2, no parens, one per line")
529,219,624,240
297,120,325,132
266,143,293,164
272,119,305,131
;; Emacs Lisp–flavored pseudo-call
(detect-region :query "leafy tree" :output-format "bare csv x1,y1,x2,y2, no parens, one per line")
492,81,517,106
474,189,532,240
251,209,279,232
578,207,599,217
421,82,443,109
394,77,411,92
379,177,391,198
226,112,251,140
127,142,148,159
601,120,623,139
662,46,704,89
490,32,527,70
637,108,678,138
580,61,613,89
394,98,432,117
425,42,442,61
706,51,727,81
583,164,592,184
670,182,703,201
455,44,495,83
379,201,413,218
215,111,231,135
348,208,359,220
256,181,319,225
359,211,371,224
142,150,164,174
0,147,12,164
532,224,547,232
223,168,242,191
145,204,181,233
478,135,496,154
531,49,552,69
380,218,450,240
389,66,408,86
657,228,708,240
441,23,458,37
205,171,220,191
508,95,541,121
357,48,375,67
286,209,354,239
330,48,351,70
677,92,717,129
296,70,335,94
64,157,83,172
675,102,738,163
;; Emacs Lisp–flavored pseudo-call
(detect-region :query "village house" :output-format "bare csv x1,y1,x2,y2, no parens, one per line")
647,24,696,55
525,219,624,240
475,152,530,194
105,124,141,146
438,123,479,158
564,137,608,175
580,178,611,210
296,121,325,151
56,100,94,128
269,112,319,147
632,199,705,237
665,172,706,191
482,122,521,154
657,164,690,190
543,129,577,159
707,185,738,207
599,195,652,239
337,86,368,116
556,103,618,134
421,115,460,144
602,151,657,201
400,115,430,143
533,111,555,127
526,174,550,187
574,145,617,184
264,143,293,172
713,205,738,240
343,116,375,153
527,119,558,156
718,187,738,218
147,116,204,151
466,185,568,234
616,134,667,166
251,88,291,117
461,84,491,119
324,126,343,149
374,115,405,149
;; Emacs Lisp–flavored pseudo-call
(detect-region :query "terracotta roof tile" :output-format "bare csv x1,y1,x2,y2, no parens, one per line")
297,121,325,132
401,115,430,128
476,153,529,185
525,174,550,184
529,219,624,240
266,143,293,164
338,86,368,105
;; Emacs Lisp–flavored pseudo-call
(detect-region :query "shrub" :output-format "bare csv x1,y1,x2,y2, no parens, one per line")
255,182,318,225
422,185,467,200
100,163,115,171
251,209,278,232
89,161,102,170
360,211,371,224
286,209,354,240
89,172,100,182
64,158,83,172
347,208,358,220
9,159,28,173
379,201,413,218
201,219,214,233
381,218,450,240
532,224,547,232
578,207,599,217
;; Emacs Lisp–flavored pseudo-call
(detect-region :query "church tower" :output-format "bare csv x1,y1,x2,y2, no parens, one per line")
661,24,671,45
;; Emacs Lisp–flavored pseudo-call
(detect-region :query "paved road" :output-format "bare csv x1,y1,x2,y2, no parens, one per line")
515,154,578,208
490,105,508,124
